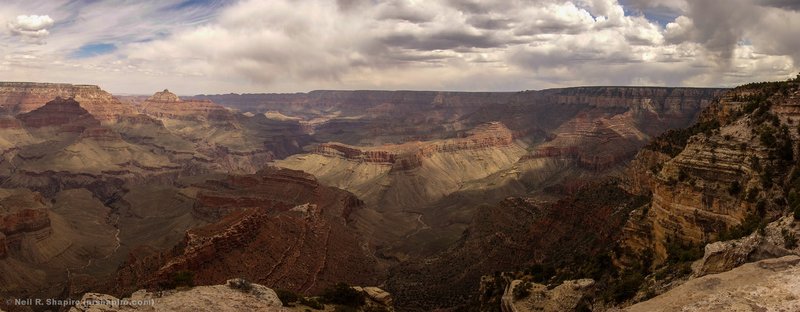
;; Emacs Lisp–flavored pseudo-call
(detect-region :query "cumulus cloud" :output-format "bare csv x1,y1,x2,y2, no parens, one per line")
7,14,53,39
0,0,797,94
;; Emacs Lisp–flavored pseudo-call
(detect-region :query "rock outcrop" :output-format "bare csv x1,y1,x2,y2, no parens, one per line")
0,82,135,121
69,279,285,312
626,256,800,312
139,89,235,123
313,122,515,171
505,279,595,312
694,215,800,276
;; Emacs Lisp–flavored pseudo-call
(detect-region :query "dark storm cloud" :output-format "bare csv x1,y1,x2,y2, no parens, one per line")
678,0,757,62
759,0,800,10
380,30,506,51
446,0,491,14
466,15,515,30
376,2,434,23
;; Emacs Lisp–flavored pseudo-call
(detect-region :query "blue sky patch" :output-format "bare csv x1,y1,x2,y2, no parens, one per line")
71,43,117,59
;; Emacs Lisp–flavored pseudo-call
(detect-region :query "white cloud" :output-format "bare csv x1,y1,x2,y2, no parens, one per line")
7,14,53,39
0,0,797,94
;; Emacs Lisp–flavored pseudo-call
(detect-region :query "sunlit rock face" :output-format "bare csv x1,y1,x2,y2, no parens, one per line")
0,82,135,122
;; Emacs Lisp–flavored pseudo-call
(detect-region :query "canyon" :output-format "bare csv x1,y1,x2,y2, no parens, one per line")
8,78,800,312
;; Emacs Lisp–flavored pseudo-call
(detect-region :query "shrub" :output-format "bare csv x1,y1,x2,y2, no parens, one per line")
526,264,556,283
363,306,391,312
276,289,300,306
783,229,798,249
607,271,644,303
746,188,759,202
760,129,776,147
719,213,763,241
333,305,359,312
728,181,741,196
300,297,324,310
666,241,703,264
228,279,253,292
321,283,365,307
678,169,688,182
513,281,532,300
170,270,194,288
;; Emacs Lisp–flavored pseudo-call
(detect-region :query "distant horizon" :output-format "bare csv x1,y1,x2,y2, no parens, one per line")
1,80,733,97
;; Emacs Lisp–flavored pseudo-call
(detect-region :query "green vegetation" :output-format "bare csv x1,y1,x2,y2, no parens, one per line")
512,281,532,299
363,306,391,312
783,229,798,249
719,213,765,241
321,283,365,307
333,306,359,312
644,119,720,157
666,240,704,264
525,264,556,283
728,181,741,196
604,270,644,303
746,188,759,202
300,297,325,310
276,289,300,306
158,270,195,289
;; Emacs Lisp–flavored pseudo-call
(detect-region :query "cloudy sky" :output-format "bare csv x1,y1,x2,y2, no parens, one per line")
1,0,798,95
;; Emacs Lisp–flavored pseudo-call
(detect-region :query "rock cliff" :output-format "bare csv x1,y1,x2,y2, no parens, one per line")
0,82,135,121
617,79,800,266
627,256,800,312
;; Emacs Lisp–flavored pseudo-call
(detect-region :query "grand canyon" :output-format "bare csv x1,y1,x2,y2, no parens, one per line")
2,0,800,311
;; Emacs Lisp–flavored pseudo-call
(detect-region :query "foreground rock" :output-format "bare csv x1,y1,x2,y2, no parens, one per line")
69,279,284,312
506,279,595,312
695,215,800,276
627,255,800,311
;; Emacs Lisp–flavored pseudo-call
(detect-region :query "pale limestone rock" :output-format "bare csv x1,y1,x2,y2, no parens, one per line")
69,279,284,312
363,286,393,306
695,216,799,276
509,279,594,312
628,255,800,312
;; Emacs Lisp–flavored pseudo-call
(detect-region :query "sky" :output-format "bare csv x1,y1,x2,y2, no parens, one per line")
0,0,799,95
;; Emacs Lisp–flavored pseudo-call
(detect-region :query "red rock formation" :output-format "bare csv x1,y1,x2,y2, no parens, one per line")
140,89,235,123
0,189,51,258
314,121,515,171
112,167,379,295
0,116,22,129
0,82,135,121
16,97,101,131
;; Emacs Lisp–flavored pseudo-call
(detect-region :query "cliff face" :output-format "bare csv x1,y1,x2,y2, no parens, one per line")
618,80,800,266
0,82,135,121
139,89,236,123
313,122,515,171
